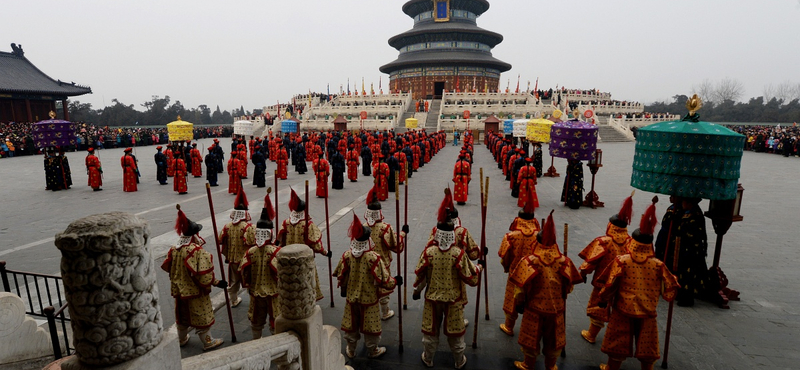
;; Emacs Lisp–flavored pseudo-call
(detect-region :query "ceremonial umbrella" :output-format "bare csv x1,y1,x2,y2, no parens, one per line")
526,118,554,143
166,116,194,141
32,112,76,149
630,105,745,200
548,119,598,161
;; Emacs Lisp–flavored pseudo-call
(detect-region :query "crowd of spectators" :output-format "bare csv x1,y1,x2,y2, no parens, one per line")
729,124,799,157
0,122,233,158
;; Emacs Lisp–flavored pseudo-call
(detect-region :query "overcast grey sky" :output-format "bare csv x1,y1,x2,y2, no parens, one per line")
3,0,799,112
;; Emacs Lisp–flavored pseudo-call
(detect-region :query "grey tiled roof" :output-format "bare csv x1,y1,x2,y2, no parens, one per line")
379,50,512,73
388,21,504,48
0,51,92,97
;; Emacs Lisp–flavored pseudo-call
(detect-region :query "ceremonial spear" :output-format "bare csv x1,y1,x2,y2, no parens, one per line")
472,170,486,348
324,178,334,308
202,186,237,342
662,236,681,369
395,171,404,352
403,162,409,311
562,221,569,358
274,170,279,233
482,175,490,321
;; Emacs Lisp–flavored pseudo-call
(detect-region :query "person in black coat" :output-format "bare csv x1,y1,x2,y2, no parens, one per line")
294,142,307,174
205,148,218,186
386,152,399,192
360,144,372,176
154,146,168,185
213,140,224,173
331,150,346,189
252,145,267,187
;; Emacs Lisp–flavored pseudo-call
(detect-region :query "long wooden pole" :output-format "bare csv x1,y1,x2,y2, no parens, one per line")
661,236,681,369
403,163,409,310
395,171,404,352
562,222,569,358
203,185,237,342
472,170,485,348
274,170,279,235
324,190,334,308
482,176,490,320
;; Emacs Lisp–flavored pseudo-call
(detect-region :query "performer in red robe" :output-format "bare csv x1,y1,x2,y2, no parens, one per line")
174,155,188,194
313,155,330,198
191,143,203,178
121,148,138,192
411,142,421,171
276,142,288,180
238,145,248,179
85,148,103,191
372,156,389,201
516,158,539,208
393,150,406,184
346,145,359,182
452,152,471,205
166,145,175,177
228,152,240,194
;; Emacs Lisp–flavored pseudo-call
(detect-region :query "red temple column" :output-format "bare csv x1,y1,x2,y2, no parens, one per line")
25,99,32,122
62,99,70,121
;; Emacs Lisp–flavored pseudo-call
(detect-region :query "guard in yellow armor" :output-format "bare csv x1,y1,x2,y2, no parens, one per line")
598,198,680,370
220,187,255,308
276,188,331,301
426,188,480,328
413,191,482,369
498,187,541,336
578,195,633,344
510,210,582,370
161,205,226,351
364,185,406,320
333,213,399,359
240,191,281,339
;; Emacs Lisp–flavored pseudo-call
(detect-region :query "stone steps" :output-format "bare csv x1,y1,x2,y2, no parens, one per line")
597,125,633,142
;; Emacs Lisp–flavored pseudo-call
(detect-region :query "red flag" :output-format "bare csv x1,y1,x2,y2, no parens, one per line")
534,77,539,99
515,74,520,93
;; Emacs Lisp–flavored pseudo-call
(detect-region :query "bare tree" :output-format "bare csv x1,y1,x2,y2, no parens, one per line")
762,81,800,104
711,77,745,102
692,79,715,102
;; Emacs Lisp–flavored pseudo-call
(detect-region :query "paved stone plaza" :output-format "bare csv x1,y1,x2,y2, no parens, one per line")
0,138,797,369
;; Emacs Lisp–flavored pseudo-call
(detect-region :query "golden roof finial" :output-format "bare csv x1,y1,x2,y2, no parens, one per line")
177,115,182,121
48,111,56,119
686,94,703,116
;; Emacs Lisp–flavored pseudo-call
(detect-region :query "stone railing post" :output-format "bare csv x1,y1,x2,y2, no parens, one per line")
274,244,323,370
52,212,180,370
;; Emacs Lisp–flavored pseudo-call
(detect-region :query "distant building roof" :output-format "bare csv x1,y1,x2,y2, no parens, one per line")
0,44,92,98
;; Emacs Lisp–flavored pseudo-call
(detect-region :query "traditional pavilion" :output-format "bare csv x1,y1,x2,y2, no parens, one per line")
0,43,92,123
380,0,511,100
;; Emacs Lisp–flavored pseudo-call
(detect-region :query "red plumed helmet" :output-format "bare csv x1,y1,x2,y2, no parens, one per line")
234,185,249,210
289,188,300,211
618,195,634,226
523,186,536,214
446,186,456,212
540,210,557,246
348,212,365,241
366,184,378,206
174,205,189,235
639,197,659,235
438,188,453,225
263,190,275,221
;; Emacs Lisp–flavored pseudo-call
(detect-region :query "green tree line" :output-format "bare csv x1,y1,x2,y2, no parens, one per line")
67,95,263,126
645,95,800,123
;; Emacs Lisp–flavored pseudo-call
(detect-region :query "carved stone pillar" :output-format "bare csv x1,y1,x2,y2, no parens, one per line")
275,244,323,370
54,212,162,367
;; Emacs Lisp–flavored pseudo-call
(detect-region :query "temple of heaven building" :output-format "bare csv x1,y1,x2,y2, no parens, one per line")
380,0,511,100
